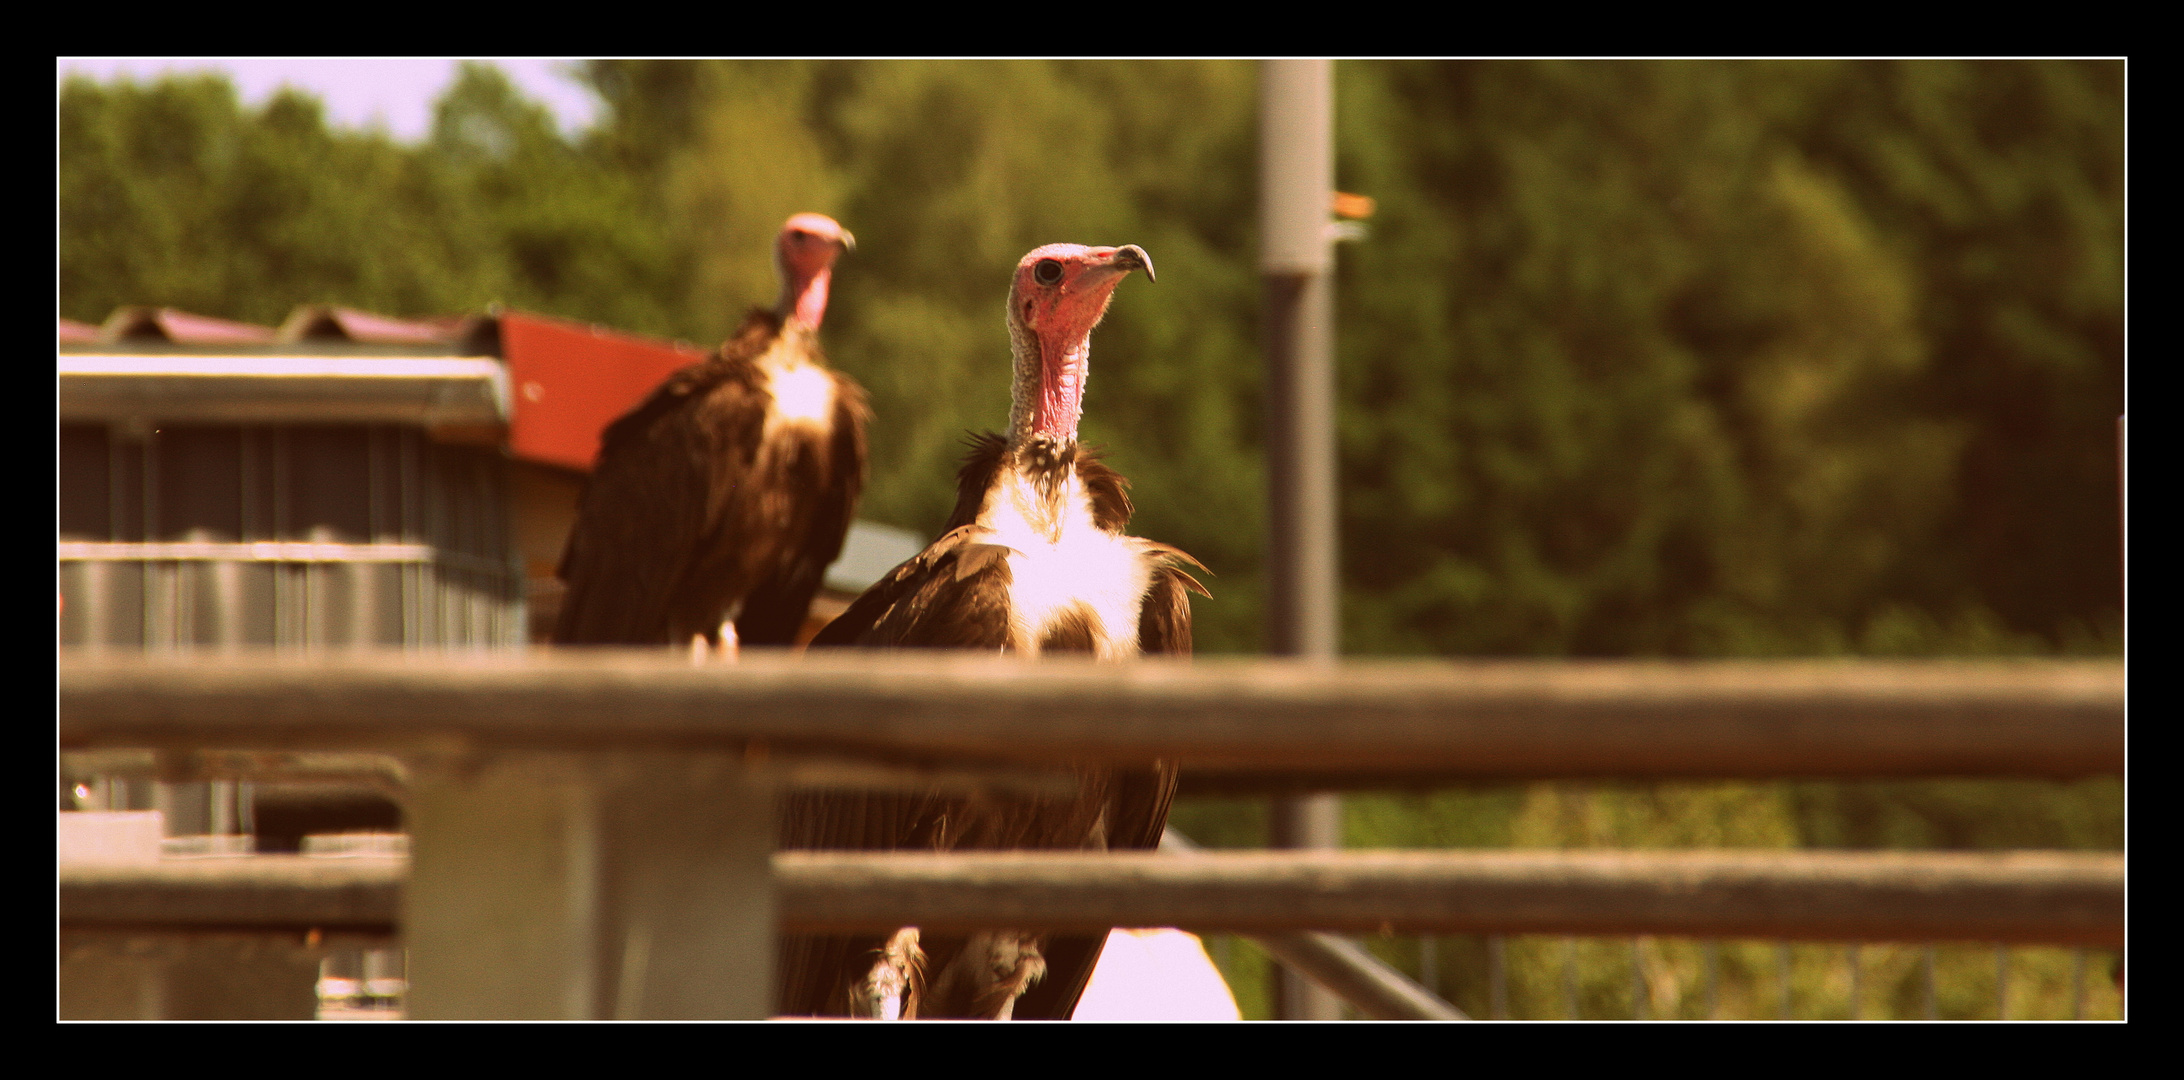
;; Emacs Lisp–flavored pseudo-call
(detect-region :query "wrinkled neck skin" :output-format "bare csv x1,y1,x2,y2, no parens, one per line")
776,265,833,331
1006,304,1097,451
1001,306,1095,537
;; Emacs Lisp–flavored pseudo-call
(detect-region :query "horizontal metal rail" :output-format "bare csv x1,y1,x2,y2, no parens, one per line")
60,856,402,935
779,850,2125,947
57,541,517,579
58,849,2123,948
57,353,510,426
57,653,2125,784
57,654,2126,1018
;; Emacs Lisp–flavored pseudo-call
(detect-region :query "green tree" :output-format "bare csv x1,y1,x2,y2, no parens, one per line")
58,73,496,325
1330,60,2120,657
428,62,682,336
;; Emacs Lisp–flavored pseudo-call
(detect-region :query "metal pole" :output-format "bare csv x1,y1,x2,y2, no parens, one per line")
1261,57,1343,1021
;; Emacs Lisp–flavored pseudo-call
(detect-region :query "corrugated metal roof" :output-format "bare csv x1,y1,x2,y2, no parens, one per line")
98,306,277,345
277,304,482,347
58,304,712,474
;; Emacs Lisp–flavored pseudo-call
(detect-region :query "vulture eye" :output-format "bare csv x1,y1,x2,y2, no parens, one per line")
1033,259,1064,286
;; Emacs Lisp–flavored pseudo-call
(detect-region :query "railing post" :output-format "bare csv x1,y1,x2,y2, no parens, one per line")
403,751,774,1019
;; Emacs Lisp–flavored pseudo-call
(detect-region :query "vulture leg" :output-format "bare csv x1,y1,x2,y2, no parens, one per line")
977,933,1049,1020
687,619,742,663
927,932,1048,1019
860,927,924,1020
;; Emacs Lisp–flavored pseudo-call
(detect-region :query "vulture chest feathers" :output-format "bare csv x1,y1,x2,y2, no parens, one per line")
815,434,1201,657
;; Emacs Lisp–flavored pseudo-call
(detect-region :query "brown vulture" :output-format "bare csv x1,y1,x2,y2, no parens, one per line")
782,243,1205,1020
553,213,868,651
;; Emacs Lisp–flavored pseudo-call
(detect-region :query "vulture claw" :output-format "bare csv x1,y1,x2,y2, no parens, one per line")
861,928,924,1020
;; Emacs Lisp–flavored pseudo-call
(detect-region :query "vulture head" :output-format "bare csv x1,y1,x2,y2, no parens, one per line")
774,212,856,330
1005,244,1155,444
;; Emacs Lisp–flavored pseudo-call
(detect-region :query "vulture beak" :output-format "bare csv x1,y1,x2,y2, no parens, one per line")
1113,244,1154,283
838,228,856,255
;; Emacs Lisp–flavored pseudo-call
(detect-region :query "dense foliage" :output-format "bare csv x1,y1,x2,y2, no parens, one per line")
59,60,2122,657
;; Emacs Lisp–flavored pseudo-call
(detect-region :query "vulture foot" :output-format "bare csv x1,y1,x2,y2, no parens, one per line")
929,931,1047,1019
861,927,924,1019
687,622,741,664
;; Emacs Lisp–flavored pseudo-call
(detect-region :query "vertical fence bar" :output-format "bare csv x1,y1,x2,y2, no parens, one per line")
400,430,420,648
141,427,159,648
1630,940,1648,1019
209,779,235,836
1994,946,2009,1020
1562,938,1579,1019
215,559,244,650
1922,946,1938,1019
1777,943,1793,1019
272,430,291,651
2070,948,2086,1020
1487,936,1507,1020
1847,944,1862,1020
1703,940,1720,1020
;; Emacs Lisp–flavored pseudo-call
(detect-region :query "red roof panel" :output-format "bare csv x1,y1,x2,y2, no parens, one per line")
500,311,707,473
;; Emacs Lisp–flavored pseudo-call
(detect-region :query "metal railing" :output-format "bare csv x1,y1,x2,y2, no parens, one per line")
57,652,2125,1020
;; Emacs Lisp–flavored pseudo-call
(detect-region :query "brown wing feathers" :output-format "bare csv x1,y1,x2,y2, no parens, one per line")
731,369,870,644
554,310,866,647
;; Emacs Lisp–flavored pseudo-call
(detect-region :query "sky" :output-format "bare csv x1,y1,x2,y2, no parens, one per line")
56,57,603,142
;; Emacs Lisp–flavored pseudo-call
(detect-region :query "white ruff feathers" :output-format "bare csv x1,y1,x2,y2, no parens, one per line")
760,337,837,440
979,468,1151,658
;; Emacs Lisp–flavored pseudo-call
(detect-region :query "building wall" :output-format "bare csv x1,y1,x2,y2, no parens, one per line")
57,422,522,650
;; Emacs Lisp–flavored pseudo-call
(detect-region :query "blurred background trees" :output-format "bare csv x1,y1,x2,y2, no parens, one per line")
57,59,2122,659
